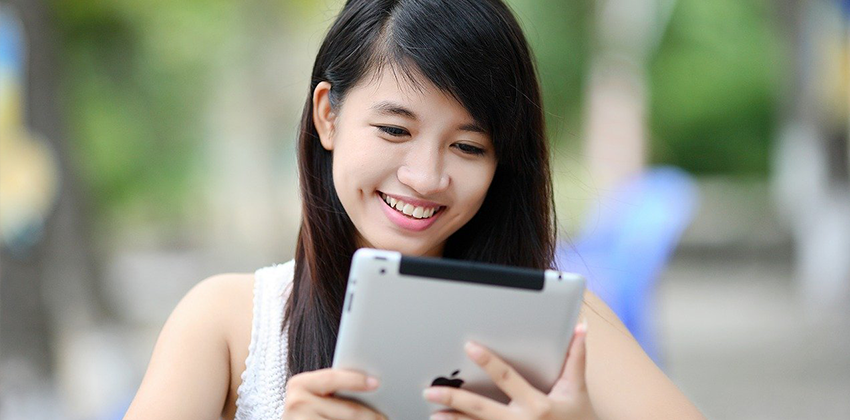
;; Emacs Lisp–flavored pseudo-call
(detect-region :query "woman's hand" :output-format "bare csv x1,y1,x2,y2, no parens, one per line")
283,368,386,420
423,320,597,420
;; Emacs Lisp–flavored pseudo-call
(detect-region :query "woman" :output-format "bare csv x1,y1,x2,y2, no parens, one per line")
124,1,706,419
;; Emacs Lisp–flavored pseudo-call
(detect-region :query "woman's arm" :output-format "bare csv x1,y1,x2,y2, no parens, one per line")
123,274,247,420
583,291,705,419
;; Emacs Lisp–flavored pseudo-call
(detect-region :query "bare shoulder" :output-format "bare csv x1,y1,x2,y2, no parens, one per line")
197,273,256,420
123,273,255,420
190,273,255,341
580,290,706,420
168,272,255,349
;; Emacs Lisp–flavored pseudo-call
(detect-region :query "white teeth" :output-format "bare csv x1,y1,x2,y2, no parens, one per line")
381,193,440,219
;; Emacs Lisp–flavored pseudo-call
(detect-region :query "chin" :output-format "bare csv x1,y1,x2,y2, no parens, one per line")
369,237,439,257
383,243,430,256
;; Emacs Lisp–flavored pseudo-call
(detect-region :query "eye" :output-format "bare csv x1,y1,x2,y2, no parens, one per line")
453,143,487,156
375,125,409,137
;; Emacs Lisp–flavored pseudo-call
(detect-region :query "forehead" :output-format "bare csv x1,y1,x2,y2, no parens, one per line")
345,66,478,124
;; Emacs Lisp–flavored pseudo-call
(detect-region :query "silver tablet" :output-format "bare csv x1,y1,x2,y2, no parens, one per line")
332,248,585,419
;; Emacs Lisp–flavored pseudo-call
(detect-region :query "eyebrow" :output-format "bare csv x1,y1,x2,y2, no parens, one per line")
370,101,487,134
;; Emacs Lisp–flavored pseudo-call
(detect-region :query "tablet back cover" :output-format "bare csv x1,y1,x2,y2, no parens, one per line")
332,248,585,419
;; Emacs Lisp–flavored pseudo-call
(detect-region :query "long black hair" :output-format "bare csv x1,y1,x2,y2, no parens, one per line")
285,0,555,378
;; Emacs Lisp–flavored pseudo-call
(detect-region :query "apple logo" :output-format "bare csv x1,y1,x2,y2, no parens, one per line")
431,370,464,388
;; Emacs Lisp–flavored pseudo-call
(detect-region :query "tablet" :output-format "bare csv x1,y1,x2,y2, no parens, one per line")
332,248,585,419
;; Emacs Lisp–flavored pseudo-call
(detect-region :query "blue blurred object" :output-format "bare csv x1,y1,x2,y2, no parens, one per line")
102,395,133,420
556,167,699,366
0,7,24,74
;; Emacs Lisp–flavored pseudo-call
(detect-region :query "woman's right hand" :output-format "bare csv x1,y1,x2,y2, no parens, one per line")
282,368,386,420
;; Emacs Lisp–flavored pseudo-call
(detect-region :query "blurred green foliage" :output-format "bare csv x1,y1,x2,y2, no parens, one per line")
52,0,237,223
50,0,781,221
649,0,782,175
509,0,593,142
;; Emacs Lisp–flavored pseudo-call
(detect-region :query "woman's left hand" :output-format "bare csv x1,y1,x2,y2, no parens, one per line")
422,320,597,420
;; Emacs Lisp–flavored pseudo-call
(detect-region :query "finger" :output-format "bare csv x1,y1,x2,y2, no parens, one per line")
465,341,545,404
423,386,510,420
564,319,588,386
314,396,385,420
291,368,380,396
550,319,588,397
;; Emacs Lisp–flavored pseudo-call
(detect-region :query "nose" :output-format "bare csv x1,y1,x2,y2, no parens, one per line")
397,146,450,196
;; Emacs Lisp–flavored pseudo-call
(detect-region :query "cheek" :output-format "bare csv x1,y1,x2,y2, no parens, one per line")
331,134,395,197
453,163,497,212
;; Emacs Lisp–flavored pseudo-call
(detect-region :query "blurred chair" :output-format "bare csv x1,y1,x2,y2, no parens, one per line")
556,166,699,366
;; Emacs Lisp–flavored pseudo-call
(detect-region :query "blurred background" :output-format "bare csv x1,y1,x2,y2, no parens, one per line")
0,0,848,419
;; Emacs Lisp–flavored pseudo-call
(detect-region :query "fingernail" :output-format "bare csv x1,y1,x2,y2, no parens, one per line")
367,376,380,389
576,317,588,335
423,387,446,403
431,413,452,420
465,341,485,362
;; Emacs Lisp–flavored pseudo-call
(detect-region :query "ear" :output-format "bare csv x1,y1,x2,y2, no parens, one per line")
313,81,336,151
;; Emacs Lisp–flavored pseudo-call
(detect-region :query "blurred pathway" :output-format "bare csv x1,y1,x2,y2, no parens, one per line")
659,248,850,420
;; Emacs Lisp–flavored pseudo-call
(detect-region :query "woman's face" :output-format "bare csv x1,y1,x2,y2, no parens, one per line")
313,68,498,257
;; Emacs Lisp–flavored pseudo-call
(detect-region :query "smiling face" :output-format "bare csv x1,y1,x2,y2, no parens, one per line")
312,68,498,257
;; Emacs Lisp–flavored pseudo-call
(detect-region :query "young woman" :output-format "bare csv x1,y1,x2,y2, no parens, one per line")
124,1,706,419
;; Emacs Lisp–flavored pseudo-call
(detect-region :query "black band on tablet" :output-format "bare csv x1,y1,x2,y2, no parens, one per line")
399,256,544,291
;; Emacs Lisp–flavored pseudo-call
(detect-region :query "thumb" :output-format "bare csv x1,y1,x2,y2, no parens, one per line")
549,318,588,397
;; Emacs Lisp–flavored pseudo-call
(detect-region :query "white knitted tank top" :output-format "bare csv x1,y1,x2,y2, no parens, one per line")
234,259,295,420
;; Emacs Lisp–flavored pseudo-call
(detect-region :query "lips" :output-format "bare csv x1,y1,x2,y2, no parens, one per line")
377,191,444,232
380,192,444,219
